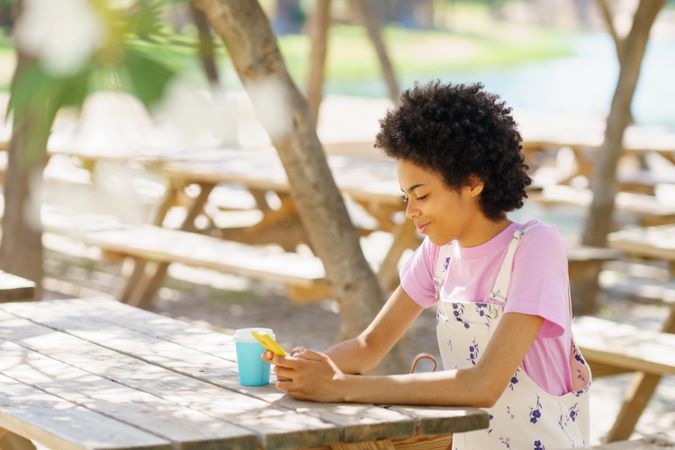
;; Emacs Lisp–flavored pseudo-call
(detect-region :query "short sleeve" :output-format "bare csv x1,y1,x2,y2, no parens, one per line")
504,224,571,338
399,237,439,308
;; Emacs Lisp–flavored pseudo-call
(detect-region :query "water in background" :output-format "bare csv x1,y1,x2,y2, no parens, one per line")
326,32,675,130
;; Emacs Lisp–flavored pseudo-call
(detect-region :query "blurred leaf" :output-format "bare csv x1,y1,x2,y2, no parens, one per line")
8,63,91,120
128,0,166,38
121,45,175,110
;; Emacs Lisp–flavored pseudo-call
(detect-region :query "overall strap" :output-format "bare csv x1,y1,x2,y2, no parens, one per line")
488,224,536,303
433,244,453,302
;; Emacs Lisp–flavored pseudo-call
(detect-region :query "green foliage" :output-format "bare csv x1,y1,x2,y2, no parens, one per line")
8,63,92,122
121,44,174,109
8,0,181,122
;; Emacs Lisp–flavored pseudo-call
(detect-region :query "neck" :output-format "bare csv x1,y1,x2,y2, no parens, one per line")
457,216,512,248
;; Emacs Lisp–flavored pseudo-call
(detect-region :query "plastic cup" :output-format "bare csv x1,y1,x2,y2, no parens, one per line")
234,327,274,386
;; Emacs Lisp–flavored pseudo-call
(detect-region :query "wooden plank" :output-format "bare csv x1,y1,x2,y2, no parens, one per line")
82,225,326,287
561,436,674,449
0,373,171,450
0,302,415,444
531,185,675,220
572,316,675,376
0,340,258,450
0,300,488,441
161,149,402,207
0,271,35,302
609,225,675,262
383,406,488,437
0,309,338,450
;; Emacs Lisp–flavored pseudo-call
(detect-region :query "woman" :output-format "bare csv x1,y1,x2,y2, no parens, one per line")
263,81,591,449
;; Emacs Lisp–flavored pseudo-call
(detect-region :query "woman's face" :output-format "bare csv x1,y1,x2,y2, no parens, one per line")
397,159,483,246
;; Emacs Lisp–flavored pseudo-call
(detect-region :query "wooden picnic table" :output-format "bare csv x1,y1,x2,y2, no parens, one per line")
608,224,675,268
600,224,675,440
0,298,488,450
0,270,35,302
519,117,675,189
159,148,413,291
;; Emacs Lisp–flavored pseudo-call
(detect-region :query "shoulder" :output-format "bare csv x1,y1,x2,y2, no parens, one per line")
517,220,567,261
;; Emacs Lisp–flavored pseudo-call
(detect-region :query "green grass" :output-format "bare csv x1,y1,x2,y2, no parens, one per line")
0,20,574,94
278,24,573,83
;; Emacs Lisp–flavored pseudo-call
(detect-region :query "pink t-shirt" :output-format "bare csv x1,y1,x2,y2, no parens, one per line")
400,219,574,396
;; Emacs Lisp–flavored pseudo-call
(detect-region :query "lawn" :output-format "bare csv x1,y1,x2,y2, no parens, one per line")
0,17,574,95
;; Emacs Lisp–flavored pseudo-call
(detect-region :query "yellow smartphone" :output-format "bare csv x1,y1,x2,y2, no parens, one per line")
251,330,288,357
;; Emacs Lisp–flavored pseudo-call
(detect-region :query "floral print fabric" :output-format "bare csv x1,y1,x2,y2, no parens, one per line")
434,232,591,450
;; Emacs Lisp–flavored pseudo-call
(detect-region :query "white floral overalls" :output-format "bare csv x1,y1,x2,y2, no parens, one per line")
434,228,591,450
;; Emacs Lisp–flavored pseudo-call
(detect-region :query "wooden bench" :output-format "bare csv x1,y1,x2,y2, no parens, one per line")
0,270,35,302
82,222,617,311
82,224,330,308
563,436,674,449
601,275,675,306
573,316,675,442
530,185,675,226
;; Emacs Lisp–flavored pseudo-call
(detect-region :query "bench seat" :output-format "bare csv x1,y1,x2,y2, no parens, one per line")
573,316,675,377
83,225,327,288
530,185,675,225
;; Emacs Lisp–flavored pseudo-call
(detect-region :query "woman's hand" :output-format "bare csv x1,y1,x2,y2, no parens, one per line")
265,349,348,402
262,346,307,381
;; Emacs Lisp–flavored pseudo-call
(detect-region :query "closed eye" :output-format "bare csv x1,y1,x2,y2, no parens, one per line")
416,194,429,201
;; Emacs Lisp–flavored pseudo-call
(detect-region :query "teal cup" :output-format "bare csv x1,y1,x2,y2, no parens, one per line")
234,327,274,386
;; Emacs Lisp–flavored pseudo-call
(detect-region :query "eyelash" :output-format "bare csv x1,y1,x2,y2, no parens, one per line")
402,194,429,203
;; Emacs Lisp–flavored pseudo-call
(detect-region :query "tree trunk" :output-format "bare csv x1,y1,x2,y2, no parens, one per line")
190,0,220,86
306,0,331,126
596,0,622,62
194,0,407,373
595,0,634,124
0,52,54,298
582,0,664,247
350,0,400,105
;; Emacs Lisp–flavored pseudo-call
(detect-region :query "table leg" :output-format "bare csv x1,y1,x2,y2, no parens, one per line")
568,260,603,315
603,304,675,442
0,431,36,450
605,373,660,442
117,184,181,304
217,192,309,252
119,258,148,303
124,183,215,309
377,220,419,291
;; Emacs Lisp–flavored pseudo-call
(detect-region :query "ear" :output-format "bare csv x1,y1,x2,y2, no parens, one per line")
467,176,484,197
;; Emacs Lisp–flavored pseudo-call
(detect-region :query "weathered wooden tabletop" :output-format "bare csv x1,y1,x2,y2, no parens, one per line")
0,298,488,450
0,270,35,302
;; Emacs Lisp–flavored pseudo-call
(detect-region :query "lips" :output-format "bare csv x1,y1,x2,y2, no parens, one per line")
416,223,430,234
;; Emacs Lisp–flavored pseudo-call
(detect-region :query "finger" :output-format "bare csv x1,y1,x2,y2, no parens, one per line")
275,366,295,381
275,381,292,392
297,349,325,362
272,355,302,369
290,346,308,356
261,350,274,362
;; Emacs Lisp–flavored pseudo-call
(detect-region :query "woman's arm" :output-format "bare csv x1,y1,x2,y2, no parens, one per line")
273,311,543,407
318,286,424,374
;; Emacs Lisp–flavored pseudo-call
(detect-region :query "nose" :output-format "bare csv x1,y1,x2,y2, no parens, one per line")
405,199,420,220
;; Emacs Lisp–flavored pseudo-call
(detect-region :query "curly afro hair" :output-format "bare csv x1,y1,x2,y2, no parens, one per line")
375,81,531,221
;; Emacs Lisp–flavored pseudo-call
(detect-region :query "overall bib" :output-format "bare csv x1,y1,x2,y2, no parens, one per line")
434,228,591,450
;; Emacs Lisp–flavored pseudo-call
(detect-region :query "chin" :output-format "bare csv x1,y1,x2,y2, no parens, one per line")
428,234,452,246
